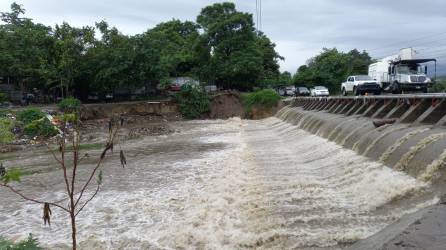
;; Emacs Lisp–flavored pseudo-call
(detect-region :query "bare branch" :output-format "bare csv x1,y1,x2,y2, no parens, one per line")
0,183,70,213
74,126,119,208
60,129,72,196
75,183,100,217
46,144,63,166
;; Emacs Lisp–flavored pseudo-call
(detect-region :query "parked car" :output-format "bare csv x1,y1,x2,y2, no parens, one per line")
341,75,381,96
285,86,296,96
295,86,310,96
276,86,287,96
310,86,330,97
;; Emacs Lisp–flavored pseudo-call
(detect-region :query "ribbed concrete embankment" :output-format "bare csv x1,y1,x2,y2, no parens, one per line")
278,95,446,185
278,94,446,249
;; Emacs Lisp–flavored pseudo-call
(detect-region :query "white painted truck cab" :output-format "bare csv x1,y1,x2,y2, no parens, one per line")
341,75,381,96
368,48,436,94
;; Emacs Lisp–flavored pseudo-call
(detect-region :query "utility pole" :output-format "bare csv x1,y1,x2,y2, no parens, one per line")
259,0,262,31
255,0,262,33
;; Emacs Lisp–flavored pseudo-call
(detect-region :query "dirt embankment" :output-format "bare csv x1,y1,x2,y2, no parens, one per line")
246,102,285,120
209,91,245,119
80,101,179,120
80,92,282,120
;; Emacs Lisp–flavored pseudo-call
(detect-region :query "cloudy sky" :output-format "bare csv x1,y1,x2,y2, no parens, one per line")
1,0,446,74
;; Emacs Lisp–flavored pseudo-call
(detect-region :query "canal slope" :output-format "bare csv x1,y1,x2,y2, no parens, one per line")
0,118,437,249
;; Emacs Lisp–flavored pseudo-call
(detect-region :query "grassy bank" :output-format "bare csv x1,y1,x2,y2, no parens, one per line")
241,89,281,112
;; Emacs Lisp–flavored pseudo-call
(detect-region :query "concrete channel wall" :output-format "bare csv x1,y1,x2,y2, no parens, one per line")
277,94,446,189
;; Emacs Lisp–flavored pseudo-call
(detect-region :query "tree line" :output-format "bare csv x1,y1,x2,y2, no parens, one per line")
291,48,374,93
0,2,283,100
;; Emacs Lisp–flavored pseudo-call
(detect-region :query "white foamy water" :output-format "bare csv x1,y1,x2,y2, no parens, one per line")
0,118,436,249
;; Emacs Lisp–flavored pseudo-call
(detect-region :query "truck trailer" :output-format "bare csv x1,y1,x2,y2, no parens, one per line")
368,48,436,94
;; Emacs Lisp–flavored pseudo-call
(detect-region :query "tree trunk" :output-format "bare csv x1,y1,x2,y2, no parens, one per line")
60,79,64,99
70,210,77,250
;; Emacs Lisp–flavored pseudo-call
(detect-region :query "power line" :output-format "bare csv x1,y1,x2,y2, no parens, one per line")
373,40,446,59
368,31,446,52
255,0,258,32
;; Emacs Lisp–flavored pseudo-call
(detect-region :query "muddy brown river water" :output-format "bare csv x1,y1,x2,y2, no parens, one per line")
0,118,438,249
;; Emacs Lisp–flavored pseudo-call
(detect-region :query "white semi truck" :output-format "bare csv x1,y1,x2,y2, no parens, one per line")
368,48,436,94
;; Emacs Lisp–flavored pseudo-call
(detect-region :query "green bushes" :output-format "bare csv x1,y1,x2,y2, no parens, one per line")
17,109,45,125
242,89,281,112
24,118,57,138
430,80,446,93
58,97,81,113
0,234,41,250
0,118,14,144
176,85,210,119
16,108,57,138
0,92,7,103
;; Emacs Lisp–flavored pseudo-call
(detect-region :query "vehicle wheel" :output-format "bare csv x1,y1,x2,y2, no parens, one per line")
391,82,402,94
375,90,382,95
353,86,359,96
342,88,347,96
422,87,428,93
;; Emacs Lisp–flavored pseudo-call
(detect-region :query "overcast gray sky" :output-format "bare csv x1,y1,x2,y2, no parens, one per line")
1,0,446,74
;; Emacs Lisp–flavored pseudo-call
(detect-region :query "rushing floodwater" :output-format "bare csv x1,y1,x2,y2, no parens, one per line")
0,118,437,249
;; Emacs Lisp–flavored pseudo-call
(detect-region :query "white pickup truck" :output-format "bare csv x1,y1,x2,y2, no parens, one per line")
341,75,381,96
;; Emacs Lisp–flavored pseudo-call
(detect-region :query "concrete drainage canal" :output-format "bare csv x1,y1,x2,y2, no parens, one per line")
1,95,446,249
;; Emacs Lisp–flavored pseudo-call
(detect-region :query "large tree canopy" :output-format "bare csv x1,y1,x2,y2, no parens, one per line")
197,2,282,90
0,3,53,90
0,2,284,99
293,48,374,93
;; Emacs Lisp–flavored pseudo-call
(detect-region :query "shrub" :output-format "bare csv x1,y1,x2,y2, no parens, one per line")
175,85,210,119
242,89,281,112
0,110,8,118
58,97,81,113
0,92,7,103
0,118,14,144
17,108,45,125
430,80,446,93
24,118,57,138
0,234,41,250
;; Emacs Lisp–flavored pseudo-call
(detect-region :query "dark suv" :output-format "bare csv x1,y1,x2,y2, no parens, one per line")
295,86,310,96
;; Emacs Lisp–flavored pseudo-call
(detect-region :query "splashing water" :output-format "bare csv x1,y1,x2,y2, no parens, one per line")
0,118,436,249
379,128,431,163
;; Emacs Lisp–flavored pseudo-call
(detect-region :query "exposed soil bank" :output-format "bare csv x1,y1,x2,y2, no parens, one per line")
348,203,446,250
80,101,179,120
79,92,283,120
209,91,245,119
246,102,285,120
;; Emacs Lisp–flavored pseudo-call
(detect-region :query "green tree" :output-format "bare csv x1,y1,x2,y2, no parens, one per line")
0,3,54,92
196,2,281,90
87,21,136,95
51,22,95,97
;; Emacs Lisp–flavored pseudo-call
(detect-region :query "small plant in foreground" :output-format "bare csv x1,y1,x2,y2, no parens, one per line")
0,113,127,250
0,234,41,250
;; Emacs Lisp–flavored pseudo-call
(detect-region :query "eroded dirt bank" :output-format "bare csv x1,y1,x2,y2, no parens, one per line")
0,118,437,249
